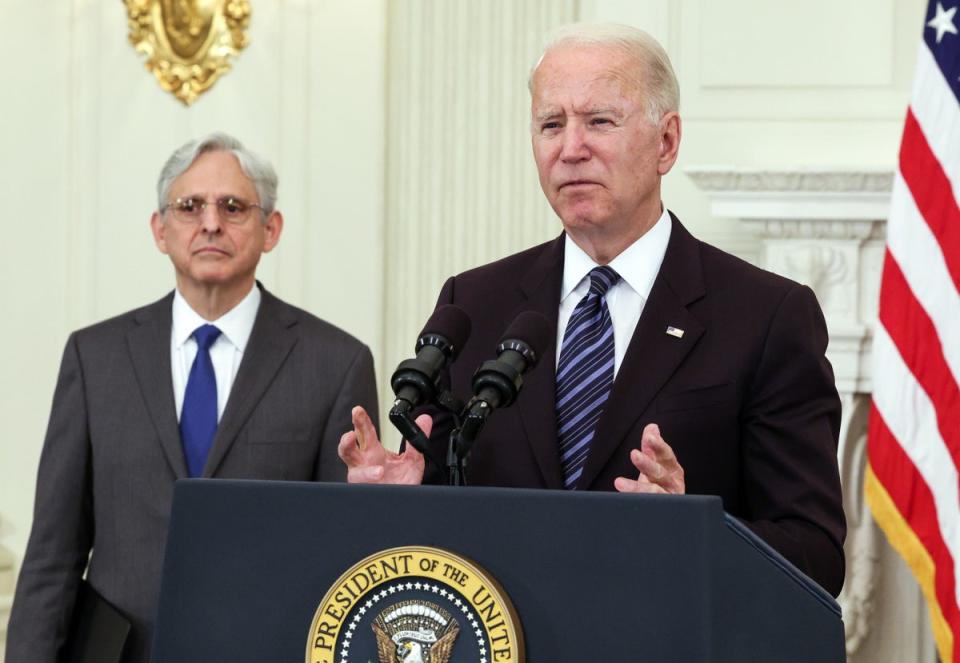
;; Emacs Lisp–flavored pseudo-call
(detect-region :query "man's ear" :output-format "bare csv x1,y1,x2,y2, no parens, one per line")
262,211,284,253
150,212,168,254
657,112,681,176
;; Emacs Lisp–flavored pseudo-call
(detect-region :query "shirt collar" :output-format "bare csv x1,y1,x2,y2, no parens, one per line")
561,206,672,302
172,284,262,351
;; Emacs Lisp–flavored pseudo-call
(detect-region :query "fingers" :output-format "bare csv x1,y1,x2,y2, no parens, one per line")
338,429,355,459
339,406,385,473
341,407,429,485
640,424,677,465
337,429,365,465
352,405,379,450
347,464,385,483
614,450,669,494
614,473,665,494
614,423,685,494
413,413,434,440
631,447,661,480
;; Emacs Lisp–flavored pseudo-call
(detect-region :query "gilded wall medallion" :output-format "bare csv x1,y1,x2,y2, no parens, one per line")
124,0,251,106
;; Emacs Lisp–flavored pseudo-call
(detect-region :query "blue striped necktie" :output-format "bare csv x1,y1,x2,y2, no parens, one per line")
556,266,621,489
180,324,222,478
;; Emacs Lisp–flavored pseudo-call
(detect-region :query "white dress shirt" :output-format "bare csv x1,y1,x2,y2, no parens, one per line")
171,285,261,422
557,207,672,377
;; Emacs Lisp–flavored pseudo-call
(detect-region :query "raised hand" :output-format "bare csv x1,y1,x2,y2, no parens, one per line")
338,406,431,485
614,423,686,495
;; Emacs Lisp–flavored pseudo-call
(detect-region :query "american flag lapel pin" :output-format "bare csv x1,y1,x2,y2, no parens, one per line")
666,326,685,339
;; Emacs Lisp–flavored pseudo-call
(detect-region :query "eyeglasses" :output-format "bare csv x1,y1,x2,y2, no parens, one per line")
161,196,264,225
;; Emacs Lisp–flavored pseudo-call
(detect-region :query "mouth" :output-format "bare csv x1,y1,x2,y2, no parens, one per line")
558,180,600,190
193,246,231,257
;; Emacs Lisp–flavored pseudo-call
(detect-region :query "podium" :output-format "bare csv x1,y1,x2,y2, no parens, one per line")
152,480,844,662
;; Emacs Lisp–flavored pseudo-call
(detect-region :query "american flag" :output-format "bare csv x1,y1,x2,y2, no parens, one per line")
866,1,960,661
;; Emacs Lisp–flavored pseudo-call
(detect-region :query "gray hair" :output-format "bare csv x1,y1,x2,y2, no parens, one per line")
156,132,279,215
529,22,680,124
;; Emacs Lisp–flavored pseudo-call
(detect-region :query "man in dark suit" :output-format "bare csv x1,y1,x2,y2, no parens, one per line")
339,23,845,597
6,133,378,663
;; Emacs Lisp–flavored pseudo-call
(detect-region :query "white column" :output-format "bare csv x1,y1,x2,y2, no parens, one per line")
381,0,578,433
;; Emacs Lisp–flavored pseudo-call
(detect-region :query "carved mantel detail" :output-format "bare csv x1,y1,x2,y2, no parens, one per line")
687,167,893,655
685,168,893,194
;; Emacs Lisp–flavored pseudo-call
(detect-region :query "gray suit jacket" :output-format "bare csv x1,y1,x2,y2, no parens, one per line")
5,286,378,663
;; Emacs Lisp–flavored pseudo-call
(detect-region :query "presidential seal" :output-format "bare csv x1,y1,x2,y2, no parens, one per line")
306,546,524,663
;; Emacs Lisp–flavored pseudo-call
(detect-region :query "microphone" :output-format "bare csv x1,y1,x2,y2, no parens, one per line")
389,305,472,413
389,305,471,464
458,310,551,446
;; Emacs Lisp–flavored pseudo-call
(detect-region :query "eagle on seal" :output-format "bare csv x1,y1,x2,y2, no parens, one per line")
372,600,460,663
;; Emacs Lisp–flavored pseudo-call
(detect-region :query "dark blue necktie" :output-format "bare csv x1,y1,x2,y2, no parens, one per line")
556,266,621,489
180,324,222,478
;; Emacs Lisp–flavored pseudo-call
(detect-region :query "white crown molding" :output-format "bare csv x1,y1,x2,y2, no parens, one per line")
686,167,894,225
685,167,893,193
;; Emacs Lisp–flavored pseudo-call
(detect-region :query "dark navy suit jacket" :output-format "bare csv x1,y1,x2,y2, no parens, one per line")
425,215,846,596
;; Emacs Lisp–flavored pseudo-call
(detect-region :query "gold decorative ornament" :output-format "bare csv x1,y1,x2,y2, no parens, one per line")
124,0,251,106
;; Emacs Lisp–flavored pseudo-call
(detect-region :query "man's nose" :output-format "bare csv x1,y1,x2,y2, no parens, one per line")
199,204,223,233
560,123,590,162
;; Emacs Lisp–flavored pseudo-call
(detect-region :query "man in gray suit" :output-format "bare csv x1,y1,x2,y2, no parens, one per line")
5,133,378,663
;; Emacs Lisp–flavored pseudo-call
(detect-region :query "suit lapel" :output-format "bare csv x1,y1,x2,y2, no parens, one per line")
513,235,565,488
579,216,707,489
127,293,188,478
203,286,298,477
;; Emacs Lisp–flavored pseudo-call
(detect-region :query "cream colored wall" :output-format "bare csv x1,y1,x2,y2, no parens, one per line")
587,0,919,256
0,1,386,656
0,0,931,660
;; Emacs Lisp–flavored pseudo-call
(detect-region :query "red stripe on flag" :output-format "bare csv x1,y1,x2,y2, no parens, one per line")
899,108,960,290
868,405,960,660
879,250,960,461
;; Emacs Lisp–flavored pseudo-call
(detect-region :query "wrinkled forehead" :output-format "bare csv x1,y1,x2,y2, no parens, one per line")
170,150,257,197
530,44,644,111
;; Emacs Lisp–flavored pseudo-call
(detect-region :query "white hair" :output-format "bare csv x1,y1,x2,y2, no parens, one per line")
529,22,680,124
156,132,278,215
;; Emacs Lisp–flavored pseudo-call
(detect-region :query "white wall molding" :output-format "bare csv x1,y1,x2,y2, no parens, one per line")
686,167,893,224
686,168,894,194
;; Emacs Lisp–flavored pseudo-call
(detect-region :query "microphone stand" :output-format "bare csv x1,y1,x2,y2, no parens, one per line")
391,387,489,486
446,429,464,486
388,400,445,470
447,397,493,486
432,392,469,487
390,391,470,486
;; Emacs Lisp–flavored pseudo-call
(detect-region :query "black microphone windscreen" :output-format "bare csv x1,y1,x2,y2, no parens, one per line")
498,310,552,356
419,305,472,360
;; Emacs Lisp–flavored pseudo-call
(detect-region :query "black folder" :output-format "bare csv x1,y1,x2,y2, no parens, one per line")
64,580,131,663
